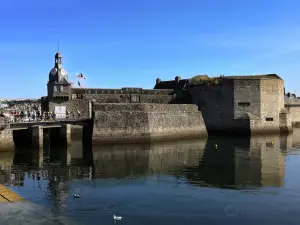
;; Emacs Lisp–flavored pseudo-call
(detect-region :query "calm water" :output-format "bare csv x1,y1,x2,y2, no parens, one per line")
1,130,300,224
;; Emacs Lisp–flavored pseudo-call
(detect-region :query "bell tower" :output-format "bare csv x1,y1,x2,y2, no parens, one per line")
47,51,71,100
55,51,62,68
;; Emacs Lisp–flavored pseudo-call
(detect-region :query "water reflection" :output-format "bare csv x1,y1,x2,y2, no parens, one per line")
184,134,290,189
0,132,296,191
1,132,300,225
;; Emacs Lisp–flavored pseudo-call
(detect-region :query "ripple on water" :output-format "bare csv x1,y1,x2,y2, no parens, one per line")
1,134,300,224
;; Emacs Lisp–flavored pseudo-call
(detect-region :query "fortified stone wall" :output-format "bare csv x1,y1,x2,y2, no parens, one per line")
233,79,261,119
285,97,300,125
188,80,249,132
0,129,14,151
259,79,284,130
286,106,300,125
71,88,174,104
92,103,207,143
188,77,290,134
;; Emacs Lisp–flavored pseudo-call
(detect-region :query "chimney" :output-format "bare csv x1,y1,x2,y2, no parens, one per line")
156,78,161,85
175,76,181,83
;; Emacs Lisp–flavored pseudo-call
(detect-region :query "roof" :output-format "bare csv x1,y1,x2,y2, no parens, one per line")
224,74,282,80
55,51,62,58
154,79,189,89
155,74,283,88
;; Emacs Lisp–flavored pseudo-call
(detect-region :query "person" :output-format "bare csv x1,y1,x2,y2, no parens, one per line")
37,110,40,120
51,111,55,119
32,110,36,120
20,111,24,121
10,111,14,122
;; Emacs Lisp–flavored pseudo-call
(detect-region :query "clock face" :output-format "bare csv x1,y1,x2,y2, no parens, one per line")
60,68,67,76
51,68,57,75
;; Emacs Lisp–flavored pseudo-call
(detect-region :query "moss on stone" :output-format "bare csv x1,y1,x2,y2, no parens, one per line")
189,75,222,85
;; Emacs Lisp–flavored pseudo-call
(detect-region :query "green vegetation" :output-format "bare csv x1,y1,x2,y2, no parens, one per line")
189,75,222,85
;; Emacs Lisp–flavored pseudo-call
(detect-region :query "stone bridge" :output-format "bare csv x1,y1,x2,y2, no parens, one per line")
0,116,91,150
9,119,89,130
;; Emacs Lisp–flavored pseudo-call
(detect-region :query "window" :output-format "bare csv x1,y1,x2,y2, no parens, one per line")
266,142,274,147
266,117,273,121
238,102,250,106
77,93,83,99
54,86,57,92
131,94,140,103
60,86,64,92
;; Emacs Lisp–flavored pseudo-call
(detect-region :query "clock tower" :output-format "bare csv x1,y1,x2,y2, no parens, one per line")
47,51,71,100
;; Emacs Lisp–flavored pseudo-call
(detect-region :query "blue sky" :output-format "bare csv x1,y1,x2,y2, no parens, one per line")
0,0,299,98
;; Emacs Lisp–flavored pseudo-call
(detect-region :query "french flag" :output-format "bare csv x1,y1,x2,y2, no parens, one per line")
76,73,86,79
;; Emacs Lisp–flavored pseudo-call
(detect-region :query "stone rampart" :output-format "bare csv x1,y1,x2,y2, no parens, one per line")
0,129,14,151
285,106,300,127
188,78,291,135
284,98,300,126
92,103,207,143
71,88,174,104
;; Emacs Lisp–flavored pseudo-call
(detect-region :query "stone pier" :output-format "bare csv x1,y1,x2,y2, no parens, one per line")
0,129,14,151
31,126,43,149
60,124,71,145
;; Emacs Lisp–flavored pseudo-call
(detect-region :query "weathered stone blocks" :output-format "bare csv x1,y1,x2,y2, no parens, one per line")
60,124,71,145
31,126,43,149
92,103,207,143
0,129,14,151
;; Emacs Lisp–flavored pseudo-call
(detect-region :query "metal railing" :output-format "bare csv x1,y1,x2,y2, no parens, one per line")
7,112,85,123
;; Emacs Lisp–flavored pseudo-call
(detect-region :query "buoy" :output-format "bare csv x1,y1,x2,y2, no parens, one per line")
73,194,80,199
113,215,123,221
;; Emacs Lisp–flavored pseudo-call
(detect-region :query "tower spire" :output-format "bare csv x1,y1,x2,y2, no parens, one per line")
57,37,60,52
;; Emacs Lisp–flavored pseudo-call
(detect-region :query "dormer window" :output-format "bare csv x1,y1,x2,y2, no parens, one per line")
55,58,61,64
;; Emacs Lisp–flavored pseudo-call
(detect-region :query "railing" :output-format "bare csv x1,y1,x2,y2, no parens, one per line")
7,112,86,123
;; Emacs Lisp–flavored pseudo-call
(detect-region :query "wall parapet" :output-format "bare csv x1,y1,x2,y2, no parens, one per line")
93,103,200,112
72,88,173,95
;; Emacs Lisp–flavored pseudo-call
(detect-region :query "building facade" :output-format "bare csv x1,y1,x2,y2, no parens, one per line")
155,74,292,135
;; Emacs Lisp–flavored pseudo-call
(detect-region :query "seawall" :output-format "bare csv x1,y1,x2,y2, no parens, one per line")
92,103,207,143
0,129,14,151
285,104,300,127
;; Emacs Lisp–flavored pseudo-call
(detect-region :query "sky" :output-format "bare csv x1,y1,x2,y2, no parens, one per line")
0,0,299,98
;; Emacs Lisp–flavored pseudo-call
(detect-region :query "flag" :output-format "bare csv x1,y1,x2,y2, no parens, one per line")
76,73,87,79
78,81,81,87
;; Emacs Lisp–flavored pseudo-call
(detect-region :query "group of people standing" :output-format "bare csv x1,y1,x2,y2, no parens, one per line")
7,110,82,122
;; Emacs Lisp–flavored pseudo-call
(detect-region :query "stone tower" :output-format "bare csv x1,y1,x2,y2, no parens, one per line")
47,51,71,100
